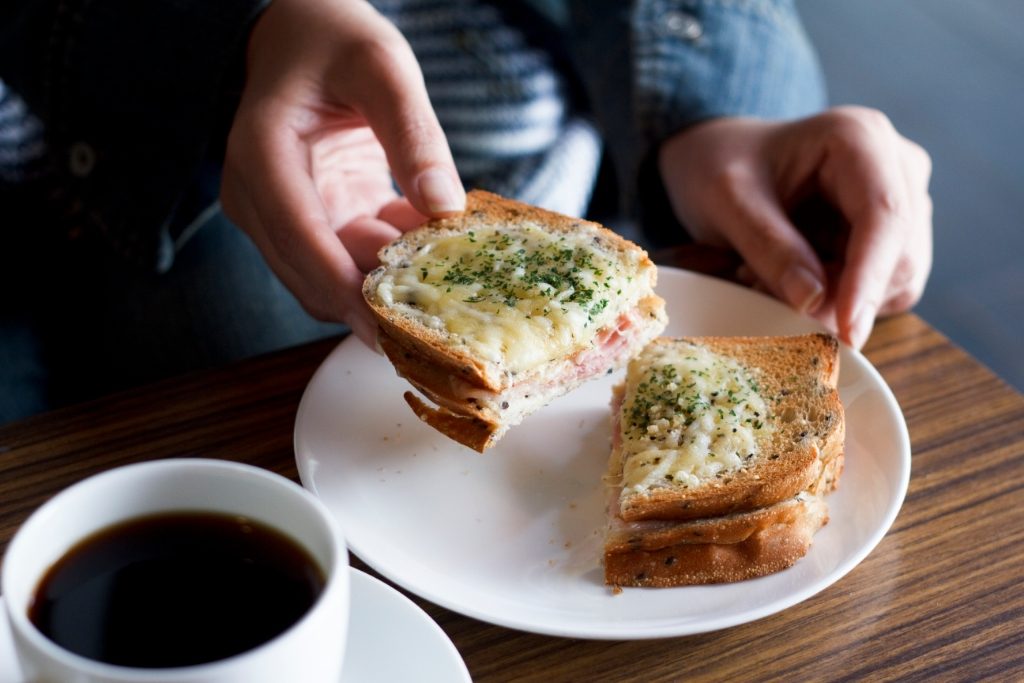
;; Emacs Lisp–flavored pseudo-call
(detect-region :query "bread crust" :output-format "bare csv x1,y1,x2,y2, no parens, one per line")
606,453,843,555
617,334,843,522
603,334,845,587
378,330,495,423
604,494,829,587
363,189,665,451
403,392,500,452
363,189,658,393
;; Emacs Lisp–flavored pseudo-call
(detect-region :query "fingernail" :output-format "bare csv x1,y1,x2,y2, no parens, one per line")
416,169,465,214
849,307,875,349
780,265,825,314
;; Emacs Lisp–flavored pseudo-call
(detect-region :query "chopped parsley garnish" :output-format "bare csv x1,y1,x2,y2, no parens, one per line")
427,229,618,320
624,348,767,442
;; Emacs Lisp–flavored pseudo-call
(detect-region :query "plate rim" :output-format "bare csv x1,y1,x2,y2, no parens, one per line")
295,266,911,639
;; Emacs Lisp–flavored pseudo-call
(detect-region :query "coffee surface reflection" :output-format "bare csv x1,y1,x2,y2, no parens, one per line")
29,512,325,668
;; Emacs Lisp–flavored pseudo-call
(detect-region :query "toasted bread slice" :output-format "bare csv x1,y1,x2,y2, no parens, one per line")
602,334,844,587
604,492,830,587
363,190,667,451
611,334,843,522
604,454,843,587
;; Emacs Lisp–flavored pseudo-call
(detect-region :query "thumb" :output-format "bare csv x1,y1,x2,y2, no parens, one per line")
343,18,465,216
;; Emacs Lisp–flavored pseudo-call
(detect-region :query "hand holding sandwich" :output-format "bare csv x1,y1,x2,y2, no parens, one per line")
220,0,464,346
659,106,933,349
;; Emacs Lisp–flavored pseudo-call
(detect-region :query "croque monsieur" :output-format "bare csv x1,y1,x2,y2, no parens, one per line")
363,190,667,452
604,334,845,587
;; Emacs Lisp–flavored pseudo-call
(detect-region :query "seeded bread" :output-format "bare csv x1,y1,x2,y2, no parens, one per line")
613,334,843,522
363,190,667,451
603,334,844,587
604,455,843,587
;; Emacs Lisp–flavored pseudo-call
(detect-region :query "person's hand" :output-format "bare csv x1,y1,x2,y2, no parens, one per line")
220,0,464,346
658,106,932,348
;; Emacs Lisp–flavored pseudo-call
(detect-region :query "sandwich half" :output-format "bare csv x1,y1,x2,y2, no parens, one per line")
604,334,845,587
363,190,667,452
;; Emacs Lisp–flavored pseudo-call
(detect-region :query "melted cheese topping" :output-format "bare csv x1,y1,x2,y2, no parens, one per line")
619,341,771,493
373,223,647,374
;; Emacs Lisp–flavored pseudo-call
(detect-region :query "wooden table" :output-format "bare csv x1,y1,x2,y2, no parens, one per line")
1,257,1022,681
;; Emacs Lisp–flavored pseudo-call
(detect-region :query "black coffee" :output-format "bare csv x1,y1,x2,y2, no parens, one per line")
29,512,325,668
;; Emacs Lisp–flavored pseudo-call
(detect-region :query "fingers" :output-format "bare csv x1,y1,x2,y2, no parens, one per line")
812,107,933,347
704,163,828,316
324,195,425,277
878,138,932,315
663,122,831,317
334,200,427,273
659,119,829,318
222,118,379,347
658,111,933,350
338,216,402,273
835,212,905,348
248,0,464,218
330,9,465,217
223,0,463,351
737,264,842,336
377,197,430,232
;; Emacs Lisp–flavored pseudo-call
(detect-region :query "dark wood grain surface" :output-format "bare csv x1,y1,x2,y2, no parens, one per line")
1,255,1022,681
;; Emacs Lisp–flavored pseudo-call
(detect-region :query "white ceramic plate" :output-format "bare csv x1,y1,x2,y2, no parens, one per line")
295,267,911,639
0,567,469,682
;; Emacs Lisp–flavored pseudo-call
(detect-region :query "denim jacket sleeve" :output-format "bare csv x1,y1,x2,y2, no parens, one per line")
566,0,826,243
0,0,268,272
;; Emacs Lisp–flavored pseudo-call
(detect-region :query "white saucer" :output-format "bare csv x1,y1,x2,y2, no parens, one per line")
342,568,470,683
0,567,470,683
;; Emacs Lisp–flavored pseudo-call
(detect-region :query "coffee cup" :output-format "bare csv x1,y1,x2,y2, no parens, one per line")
1,459,349,683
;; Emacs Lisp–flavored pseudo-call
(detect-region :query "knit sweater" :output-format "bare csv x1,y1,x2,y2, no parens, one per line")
0,0,825,269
